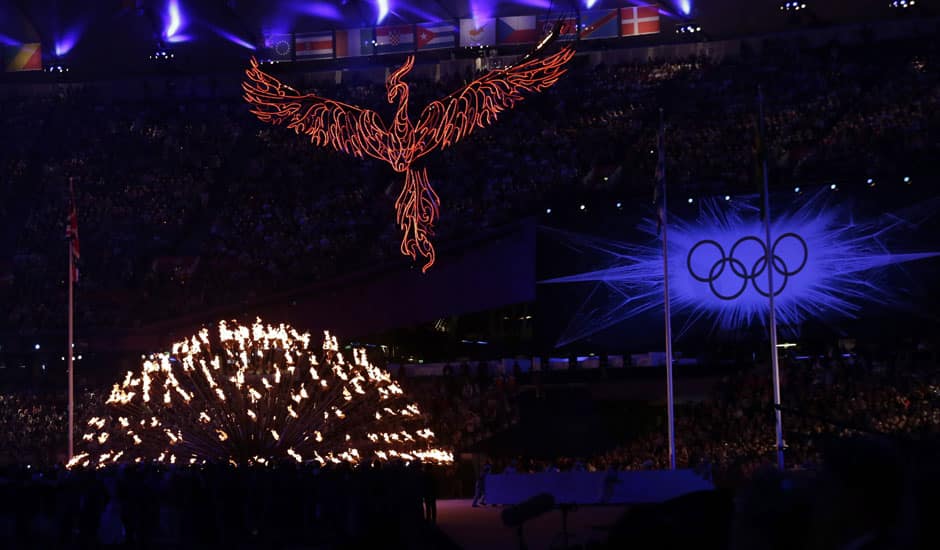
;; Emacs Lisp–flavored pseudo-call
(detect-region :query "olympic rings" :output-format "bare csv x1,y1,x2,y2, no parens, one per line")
686,233,808,300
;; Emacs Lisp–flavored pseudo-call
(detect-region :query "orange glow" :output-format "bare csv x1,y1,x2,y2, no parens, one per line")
243,46,574,272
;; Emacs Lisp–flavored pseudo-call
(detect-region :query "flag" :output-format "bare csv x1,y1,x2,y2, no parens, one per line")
4,43,42,72
654,113,666,235
580,9,620,40
66,180,80,283
620,6,660,37
335,28,373,58
537,16,578,41
375,25,415,55
416,22,457,51
459,18,495,47
295,32,333,59
497,16,538,45
262,34,293,61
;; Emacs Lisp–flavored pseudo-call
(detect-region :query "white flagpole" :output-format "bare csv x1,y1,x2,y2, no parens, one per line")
758,88,785,470
67,178,75,462
658,109,676,470
67,219,74,461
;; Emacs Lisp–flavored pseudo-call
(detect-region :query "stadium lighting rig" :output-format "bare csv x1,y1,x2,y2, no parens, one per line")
780,2,808,10
889,0,915,7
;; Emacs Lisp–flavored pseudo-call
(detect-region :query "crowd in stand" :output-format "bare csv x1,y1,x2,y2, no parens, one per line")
1,34,936,332
2,348,936,491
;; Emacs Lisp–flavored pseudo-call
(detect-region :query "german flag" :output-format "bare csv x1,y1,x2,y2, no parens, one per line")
4,43,42,72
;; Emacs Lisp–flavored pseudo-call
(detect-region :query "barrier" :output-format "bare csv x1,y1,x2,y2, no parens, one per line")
484,469,714,505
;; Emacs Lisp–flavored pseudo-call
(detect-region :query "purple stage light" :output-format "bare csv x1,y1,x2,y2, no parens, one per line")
55,28,83,57
585,0,599,8
680,0,692,15
377,0,390,23
210,26,256,50
0,32,20,47
514,0,553,9
470,0,494,26
294,1,344,20
164,0,186,41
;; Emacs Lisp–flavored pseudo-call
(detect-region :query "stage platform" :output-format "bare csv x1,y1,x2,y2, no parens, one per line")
437,499,628,550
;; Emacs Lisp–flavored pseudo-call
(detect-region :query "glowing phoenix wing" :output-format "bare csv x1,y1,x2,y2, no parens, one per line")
414,45,575,158
242,58,389,160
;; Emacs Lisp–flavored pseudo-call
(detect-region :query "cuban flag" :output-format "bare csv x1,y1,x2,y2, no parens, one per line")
620,6,660,37
295,32,333,59
376,25,416,55
459,18,495,47
497,16,538,45
416,22,457,51
537,16,578,41
579,9,620,40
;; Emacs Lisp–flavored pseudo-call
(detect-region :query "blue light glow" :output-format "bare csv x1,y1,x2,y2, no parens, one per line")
540,191,939,346
55,25,85,57
208,25,256,50
376,0,390,23
301,2,344,20
165,0,184,39
0,32,20,47
585,0,598,8
470,0,494,26
680,0,692,15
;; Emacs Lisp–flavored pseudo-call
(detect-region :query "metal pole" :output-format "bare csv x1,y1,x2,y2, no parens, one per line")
758,88,784,470
659,109,676,470
68,232,74,461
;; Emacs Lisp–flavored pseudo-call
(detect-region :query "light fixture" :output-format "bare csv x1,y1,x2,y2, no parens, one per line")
830,184,837,190
724,195,731,201
794,186,801,193
579,204,586,211
546,208,552,214
687,197,694,204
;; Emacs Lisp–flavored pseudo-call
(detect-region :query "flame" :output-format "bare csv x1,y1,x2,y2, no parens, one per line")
70,319,452,467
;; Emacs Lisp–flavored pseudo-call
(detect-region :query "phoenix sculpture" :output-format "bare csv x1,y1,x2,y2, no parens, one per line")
243,30,575,272
70,319,452,467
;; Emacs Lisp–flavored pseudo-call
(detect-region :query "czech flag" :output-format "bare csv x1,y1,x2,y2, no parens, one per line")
497,16,538,45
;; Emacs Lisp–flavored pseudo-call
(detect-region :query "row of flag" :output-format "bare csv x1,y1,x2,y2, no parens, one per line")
265,7,660,61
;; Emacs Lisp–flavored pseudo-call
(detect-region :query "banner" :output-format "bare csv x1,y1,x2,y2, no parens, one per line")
460,18,496,47
4,43,42,72
537,16,578,41
620,6,660,37
497,15,538,45
295,31,333,59
335,28,373,58
579,9,620,40
375,25,415,55
261,34,293,61
416,21,457,51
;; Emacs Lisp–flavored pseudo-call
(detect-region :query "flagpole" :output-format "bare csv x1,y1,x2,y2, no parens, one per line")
658,109,676,470
758,87,785,470
67,178,75,462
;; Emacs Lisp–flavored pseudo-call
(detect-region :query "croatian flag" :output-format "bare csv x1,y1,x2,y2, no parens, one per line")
579,9,620,40
416,22,457,51
376,25,416,55
295,32,333,59
335,28,374,58
497,16,538,45
537,16,578,41
459,18,495,47
620,6,660,37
